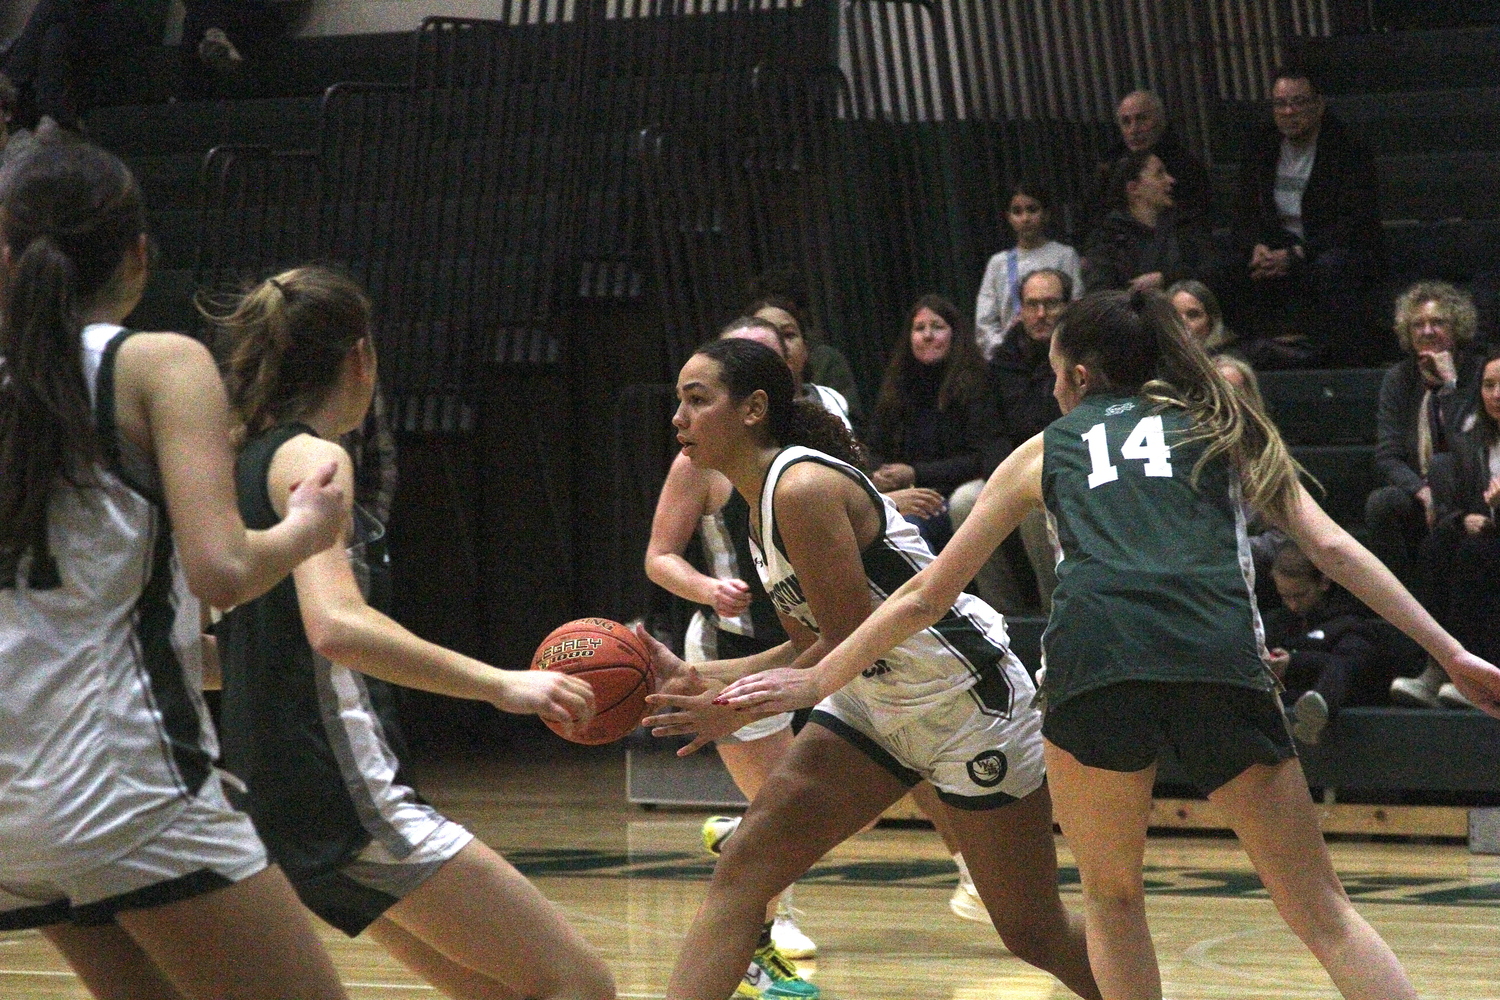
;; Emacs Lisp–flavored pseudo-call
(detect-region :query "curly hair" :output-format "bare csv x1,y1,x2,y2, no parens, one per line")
1392,280,1478,354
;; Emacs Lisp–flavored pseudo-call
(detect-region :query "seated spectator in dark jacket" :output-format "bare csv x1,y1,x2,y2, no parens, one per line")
959,269,1069,612
1227,64,1386,367
1083,150,1213,294
1401,346,1500,710
1090,89,1214,227
0,0,154,130
865,295,1002,552
1366,281,1483,590
1264,544,1395,744
182,1,304,73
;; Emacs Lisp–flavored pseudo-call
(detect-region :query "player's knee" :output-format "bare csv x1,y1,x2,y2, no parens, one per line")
1272,888,1357,952
994,920,1058,969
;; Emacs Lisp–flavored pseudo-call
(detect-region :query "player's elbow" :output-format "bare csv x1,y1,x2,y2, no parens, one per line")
304,610,363,663
184,560,255,611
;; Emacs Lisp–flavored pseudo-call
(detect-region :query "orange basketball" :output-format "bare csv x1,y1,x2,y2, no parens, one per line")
530,618,653,745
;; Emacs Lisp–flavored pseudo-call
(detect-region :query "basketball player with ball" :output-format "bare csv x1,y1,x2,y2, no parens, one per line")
209,266,616,1000
640,337,1101,1000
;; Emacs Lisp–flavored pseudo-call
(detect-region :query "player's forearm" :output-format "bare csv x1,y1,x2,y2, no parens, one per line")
694,640,800,684
644,553,720,607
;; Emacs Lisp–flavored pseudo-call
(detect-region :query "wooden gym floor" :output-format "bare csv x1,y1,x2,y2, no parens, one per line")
3,740,1496,999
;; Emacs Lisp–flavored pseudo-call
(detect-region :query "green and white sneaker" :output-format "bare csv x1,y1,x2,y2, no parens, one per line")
751,941,819,999
702,814,742,855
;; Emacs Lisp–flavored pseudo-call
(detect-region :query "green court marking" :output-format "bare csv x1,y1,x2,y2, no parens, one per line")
506,848,1500,909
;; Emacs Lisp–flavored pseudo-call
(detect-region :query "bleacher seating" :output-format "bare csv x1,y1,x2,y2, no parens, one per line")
65,11,1496,817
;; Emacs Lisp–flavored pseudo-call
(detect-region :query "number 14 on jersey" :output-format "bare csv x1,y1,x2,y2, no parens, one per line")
1082,415,1173,488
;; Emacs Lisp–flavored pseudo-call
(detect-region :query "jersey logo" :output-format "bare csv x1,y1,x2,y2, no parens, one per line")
1105,401,1137,415
860,659,892,679
966,750,1009,788
766,574,807,619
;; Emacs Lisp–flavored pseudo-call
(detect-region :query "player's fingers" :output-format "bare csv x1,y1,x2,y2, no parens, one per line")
677,735,712,757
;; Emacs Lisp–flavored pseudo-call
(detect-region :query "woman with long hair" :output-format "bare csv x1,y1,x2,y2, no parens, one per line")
641,336,1100,1000
207,265,615,1000
724,289,1500,1000
865,294,1001,552
0,140,351,999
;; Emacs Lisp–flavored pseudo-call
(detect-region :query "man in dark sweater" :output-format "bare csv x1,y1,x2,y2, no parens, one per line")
1228,65,1387,366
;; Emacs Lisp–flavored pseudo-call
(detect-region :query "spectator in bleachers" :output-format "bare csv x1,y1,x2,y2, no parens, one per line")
973,181,1082,361
865,294,1002,553
1169,278,1238,355
963,269,1070,612
748,294,862,428
1264,543,1394,744
0,0,154,131
1082,150,1214,294
1227,64,1386,367
1090,89,1214,227
1367,281,1483,595
1401,345,1500,710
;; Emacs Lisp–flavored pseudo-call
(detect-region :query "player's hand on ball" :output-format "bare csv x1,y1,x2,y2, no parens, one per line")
715,666,824,714
710,578,753,618
633,623,688,691
502,669,595,726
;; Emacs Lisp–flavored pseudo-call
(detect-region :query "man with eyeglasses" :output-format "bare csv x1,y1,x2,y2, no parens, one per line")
1228,63,1387,368
973,268,1071,613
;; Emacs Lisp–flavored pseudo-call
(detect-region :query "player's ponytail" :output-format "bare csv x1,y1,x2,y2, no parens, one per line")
1055,289,1302,520
694,337,869,471
205,266,371,436
0,140,145,569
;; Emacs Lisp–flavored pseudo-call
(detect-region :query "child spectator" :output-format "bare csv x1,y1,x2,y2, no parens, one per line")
973,181,1081,361
1264,544,1397,744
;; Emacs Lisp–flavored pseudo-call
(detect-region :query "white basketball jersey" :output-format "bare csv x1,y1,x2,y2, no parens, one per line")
0,324,213,877
749,446,1033,735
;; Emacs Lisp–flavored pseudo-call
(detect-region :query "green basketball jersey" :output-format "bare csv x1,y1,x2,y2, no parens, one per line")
1040,393,1273,707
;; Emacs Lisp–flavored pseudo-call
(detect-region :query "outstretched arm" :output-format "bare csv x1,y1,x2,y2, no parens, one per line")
1273,483,1500,717
271,436,594,725
719,434,1046,712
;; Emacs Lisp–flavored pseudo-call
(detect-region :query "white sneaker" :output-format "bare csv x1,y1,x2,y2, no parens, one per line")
771,902,816,959
1291,690,1329,745
948,876,988,923
1390,672,1442,708
1438,682,1476,710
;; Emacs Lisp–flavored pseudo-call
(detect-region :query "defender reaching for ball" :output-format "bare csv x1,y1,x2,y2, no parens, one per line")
209,266,616,1000
724,290,1500,1000
641,337,1101,1000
